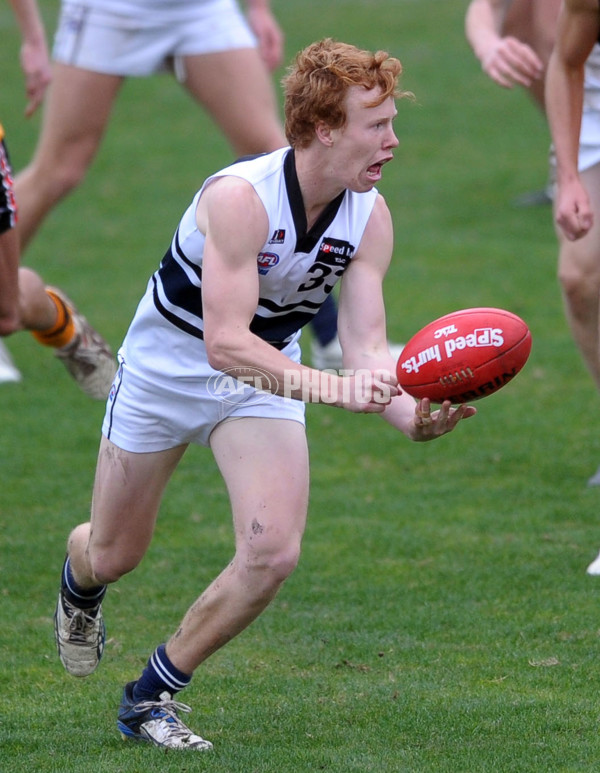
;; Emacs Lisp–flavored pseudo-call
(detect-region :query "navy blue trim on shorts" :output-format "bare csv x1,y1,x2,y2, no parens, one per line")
105,359,124,441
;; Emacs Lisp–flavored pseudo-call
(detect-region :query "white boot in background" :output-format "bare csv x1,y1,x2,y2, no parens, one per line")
0,340,21,383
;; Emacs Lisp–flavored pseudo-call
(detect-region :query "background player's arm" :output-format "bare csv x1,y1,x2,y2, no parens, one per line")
7,0,51,117
546,0,598,240
465,0,544,91
243,0,284,71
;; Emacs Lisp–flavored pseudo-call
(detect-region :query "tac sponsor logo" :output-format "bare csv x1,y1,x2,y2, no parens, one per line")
207,367,279,405
257,251,280,275
433,324,459,339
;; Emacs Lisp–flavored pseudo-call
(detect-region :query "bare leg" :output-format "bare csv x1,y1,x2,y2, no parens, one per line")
67,436,188,588
166,417,309,674
14,64,123,250
0,227,21,335
557,164,600,391
18,267,59,331
180,49,287,155
0,232,70,335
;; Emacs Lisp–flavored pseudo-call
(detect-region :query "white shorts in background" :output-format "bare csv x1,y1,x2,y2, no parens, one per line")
549,108,600,182
579,107,600,173
52,0,257,77
102,356,306,452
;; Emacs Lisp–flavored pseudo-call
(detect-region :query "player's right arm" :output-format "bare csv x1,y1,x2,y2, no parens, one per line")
545,0,599,240
197,176,395,413
465,0,543,90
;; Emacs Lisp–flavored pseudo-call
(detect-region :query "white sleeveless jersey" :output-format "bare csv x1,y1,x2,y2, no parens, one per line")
121,147,378,382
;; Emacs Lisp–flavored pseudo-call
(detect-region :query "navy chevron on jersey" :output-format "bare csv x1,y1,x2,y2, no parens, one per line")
121,146,377,381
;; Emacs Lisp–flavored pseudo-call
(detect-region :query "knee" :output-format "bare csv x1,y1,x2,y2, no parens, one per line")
88,553,135,586
22,154,88,202
559,270,600,320
558,264,584,298
243,540,302,594
88,547,140,585
265,544,301,585
558,249,600,302
49,160,88,199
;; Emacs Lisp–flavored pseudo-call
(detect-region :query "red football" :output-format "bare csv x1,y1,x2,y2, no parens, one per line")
396,307,532,403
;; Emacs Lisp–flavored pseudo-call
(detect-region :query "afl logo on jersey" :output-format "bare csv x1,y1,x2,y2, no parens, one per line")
257,251,280,275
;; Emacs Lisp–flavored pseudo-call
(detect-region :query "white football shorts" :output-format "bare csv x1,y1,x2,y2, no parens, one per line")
53,0,257,77
102,355,307,452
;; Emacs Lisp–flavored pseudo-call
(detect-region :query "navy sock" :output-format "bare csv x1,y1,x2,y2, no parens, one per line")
310,293,338,346
61,555,106,610
132,644,192,701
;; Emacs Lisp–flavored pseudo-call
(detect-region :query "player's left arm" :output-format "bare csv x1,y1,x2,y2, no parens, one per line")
338,194,476,442
337,194,396,374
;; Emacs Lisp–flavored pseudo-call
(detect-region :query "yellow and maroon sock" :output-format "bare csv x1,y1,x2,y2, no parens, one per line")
31,288,77,349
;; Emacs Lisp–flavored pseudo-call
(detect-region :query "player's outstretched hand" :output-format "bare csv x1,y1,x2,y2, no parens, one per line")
409,398,476,442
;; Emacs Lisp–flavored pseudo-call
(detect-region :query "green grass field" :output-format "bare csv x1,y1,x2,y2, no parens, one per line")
2,1,600,770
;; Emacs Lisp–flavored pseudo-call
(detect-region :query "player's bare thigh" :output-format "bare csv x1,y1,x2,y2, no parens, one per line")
209,416,310,557
180,49,286,155
29,63,123,170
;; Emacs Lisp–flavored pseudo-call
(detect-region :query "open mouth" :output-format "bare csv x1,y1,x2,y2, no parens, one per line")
366,162,384,180
366,156,392,180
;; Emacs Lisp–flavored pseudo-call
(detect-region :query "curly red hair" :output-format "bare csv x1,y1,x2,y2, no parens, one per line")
282,38,411,149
